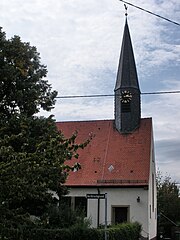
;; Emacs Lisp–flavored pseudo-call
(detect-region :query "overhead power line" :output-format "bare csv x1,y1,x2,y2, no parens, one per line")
119,0,180,26
56,94,113,99
56,90,180,99
142,90,180,95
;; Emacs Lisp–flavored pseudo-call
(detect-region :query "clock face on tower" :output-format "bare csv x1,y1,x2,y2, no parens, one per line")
120,90,132,103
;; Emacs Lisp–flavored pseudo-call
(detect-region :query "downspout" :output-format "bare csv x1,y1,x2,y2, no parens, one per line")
97,188,100,228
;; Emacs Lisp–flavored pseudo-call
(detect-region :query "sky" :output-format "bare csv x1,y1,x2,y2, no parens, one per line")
0,0,180,182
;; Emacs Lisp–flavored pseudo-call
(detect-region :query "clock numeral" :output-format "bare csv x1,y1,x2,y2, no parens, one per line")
120,90,132,103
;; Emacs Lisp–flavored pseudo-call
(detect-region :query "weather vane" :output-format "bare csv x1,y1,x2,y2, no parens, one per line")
124,4,128,17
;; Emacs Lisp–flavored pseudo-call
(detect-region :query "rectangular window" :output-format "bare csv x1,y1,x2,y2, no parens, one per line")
112,206,129,224
75,197,87,216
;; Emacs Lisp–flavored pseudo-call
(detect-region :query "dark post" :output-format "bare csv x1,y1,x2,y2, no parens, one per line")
97,188,100,228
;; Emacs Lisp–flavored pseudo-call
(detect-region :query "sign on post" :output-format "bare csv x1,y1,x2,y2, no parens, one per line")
86,193,108,240
86,193,105,199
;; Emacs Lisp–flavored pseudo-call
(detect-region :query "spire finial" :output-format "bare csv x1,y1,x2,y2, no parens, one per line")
124,4,128,17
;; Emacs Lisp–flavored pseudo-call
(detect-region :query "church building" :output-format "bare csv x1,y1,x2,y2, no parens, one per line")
56,18,157,240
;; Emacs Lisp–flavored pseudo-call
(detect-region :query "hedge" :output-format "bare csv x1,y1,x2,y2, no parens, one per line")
0,222,141,240
107,222,141,240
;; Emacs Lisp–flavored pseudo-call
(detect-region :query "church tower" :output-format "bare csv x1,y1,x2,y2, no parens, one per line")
114,18,141,133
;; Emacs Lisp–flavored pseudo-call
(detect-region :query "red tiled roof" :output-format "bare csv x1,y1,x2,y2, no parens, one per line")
56,118,152,187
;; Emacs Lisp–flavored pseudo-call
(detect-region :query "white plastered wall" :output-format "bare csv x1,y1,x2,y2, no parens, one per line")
147,129,157,240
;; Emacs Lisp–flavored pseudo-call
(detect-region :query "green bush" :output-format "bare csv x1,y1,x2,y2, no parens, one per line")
107,222,141,240
0,222,141,240
25,228,72,240
46,202,89,229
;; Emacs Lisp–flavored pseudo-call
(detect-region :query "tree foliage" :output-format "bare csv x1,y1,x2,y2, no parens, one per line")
0,27,90,231
156,170,180,237
156,170,180,223
0,27,57,117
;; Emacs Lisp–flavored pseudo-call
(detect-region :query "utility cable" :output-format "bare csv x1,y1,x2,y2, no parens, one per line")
55,90,180,99
119,0,180,26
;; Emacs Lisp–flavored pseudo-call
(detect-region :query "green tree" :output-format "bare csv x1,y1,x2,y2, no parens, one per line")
157,170,180,222
0,27,57,117
157,170,180,237
0,27,90,232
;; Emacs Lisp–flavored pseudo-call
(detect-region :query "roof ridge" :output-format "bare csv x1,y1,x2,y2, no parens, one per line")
56,117,152,124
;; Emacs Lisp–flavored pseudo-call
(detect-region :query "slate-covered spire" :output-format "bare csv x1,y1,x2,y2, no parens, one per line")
115,18,139,91
114,19,141,133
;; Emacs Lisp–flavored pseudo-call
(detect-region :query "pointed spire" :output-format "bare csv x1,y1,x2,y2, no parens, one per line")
115,19,140,91
114,18,141,133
